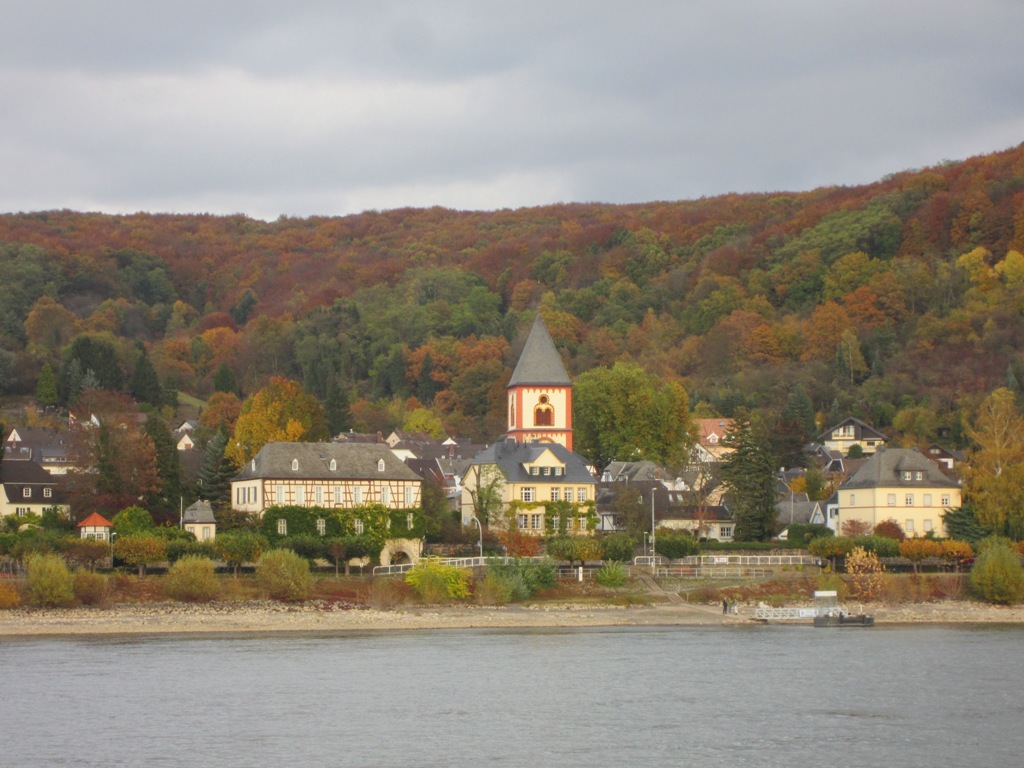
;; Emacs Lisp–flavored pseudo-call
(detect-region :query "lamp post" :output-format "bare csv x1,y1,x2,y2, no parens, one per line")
650,490,656,573
109,531,118,568
470,515,484,560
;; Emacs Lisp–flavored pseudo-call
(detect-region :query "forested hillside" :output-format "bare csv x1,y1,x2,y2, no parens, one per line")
3,143,1024,445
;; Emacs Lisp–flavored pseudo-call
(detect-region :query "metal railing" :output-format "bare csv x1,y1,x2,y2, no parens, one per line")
656,566,768,579
372,555,549,576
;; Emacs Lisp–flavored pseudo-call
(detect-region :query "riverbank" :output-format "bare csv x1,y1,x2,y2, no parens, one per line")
1,599,1023,636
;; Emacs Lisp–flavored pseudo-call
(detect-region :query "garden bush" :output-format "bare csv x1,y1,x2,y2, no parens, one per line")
475,570,524,605
487,558,556,596
73,570,109,605
969,537,1024,604
600,533,637,563
25,553,74,607
256,549,312,601
405,560,470,602
655,533,699,560
0,580,21,609
165,556,221,602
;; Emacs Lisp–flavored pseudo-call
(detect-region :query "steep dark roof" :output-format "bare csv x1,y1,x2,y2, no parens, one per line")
183,500,216,524
507,315,571,387
816,416,888,443
232,442,421,482
1,460,71,505
840,448,958,490
466,440,594,484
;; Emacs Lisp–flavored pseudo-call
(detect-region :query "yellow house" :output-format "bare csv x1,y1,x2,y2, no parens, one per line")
461,440,596,534
818,416,889,456
836,448,961,537
183,500,217,541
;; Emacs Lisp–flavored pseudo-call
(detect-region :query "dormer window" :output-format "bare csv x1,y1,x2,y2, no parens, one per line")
377,459,385,472
292,459,299,471
330,459,337,471
251,459,256,471
901,471,912,481
530,466,539,476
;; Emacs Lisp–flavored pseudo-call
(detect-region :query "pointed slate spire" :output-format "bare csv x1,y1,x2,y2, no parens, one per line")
508,315,571,387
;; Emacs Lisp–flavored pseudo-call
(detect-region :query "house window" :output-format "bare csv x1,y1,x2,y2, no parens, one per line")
517,514,528,529
550,488,560,502
530,466,539,476
565,487,572,501
720,526,733,539
330,459,337,471
275,486,284,504
924,494,932,507
905,519,915,533
554,467,563,477
551,516,561,531
354,486,363,505
203,527,212,540
354,518,364,535
510,398,515,427
915,471,923,481
407,512,414,530
404,486,413,506
22,488,31,498
43,488,52,498
292,459,299,471
577,488,587,503
905,494,914,506
316,518,326,536
530,514,542,530
849,493,856,506
577,516,587,531
296,486,305,505
249,487,257,503
377,459,385,472
941,494,950,506
277,518,287,536
923,519,933,533
521,487,535,503
887,494,896,506
382,486,391,506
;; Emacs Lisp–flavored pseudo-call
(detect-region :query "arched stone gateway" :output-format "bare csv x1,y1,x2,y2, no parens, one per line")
379,538,422,568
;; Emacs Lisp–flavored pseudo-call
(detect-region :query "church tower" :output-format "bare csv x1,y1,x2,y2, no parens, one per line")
506,315,573,450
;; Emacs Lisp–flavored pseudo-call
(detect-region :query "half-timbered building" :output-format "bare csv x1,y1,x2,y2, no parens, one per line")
230,442,423,515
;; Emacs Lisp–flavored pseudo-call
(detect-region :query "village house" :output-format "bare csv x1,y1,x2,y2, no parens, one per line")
0,459,70,519
76,512,113,540
817,416,889,457
834,447,961,537
230,442,423,515
183,500,217,541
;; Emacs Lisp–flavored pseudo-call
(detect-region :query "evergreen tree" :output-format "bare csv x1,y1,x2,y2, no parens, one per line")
130,348,163,406
417,352,438,403
213,362,238,395
324,378,352,436
35,362,58,407
721,412,779,541
143,414,182,517
198,430,236,509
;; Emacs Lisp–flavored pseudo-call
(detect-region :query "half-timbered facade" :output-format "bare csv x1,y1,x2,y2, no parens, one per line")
230,442,423,515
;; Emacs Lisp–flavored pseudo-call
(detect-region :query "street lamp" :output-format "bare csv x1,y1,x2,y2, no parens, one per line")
470,515,484,560
109,531,118,567
650,491,656,573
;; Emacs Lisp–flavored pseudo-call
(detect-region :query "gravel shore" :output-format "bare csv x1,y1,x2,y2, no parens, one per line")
1,599,1022,636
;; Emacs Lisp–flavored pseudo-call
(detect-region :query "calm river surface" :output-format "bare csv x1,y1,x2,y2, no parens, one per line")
3,624,1022,767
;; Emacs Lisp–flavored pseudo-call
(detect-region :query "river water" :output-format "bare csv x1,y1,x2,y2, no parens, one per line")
2,624,1022,767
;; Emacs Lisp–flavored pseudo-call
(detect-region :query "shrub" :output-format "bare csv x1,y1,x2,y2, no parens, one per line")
787,524,832,548
655,533,699,560
280,534,326,562
845,547,885,600
477,558,556,604
852,535,900,558
165,556,221,602
405,560,470,602
595,561,628,588
969,537,1024,605
73,570,109,605
25,553,75,607
256,549,312,601
899,538,943,573
0,580,21,609
475,570,523,605
873,519,906,542
600,533,637,562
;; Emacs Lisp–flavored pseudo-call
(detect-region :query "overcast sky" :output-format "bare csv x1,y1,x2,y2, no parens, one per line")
2,2,1022,220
